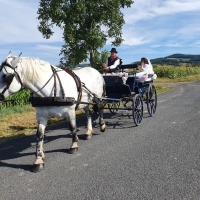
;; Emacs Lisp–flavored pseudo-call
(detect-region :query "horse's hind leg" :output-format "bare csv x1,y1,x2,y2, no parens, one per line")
98,101,106,132
32,122,46,173
83,106,93,140
68,110,79,154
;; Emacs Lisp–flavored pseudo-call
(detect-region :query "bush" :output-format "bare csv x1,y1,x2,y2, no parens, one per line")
0,88,31,108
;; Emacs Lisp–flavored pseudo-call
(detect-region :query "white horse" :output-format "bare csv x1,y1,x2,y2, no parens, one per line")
0,52,106,172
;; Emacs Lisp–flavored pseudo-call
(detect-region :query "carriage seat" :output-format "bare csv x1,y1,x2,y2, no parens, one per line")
103,75,124,85
103,75,131,98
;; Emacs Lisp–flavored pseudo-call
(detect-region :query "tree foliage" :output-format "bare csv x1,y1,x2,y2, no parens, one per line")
37,0,134,68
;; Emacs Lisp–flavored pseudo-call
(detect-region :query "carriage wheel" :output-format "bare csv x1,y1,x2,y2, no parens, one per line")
108,101,120,113
146,85,157,116
132,94,143,126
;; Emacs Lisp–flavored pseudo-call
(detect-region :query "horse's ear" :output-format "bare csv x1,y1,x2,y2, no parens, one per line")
7,51,12,58
11,52,22,68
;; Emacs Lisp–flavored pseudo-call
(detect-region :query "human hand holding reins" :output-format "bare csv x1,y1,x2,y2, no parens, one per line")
102,63,109,71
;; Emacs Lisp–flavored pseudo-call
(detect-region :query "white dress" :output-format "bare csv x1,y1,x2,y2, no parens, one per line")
136,59,154,82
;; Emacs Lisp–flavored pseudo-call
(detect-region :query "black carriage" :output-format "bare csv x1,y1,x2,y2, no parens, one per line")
102,64,157,126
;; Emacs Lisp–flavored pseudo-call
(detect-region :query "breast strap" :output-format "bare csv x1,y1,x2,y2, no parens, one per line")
62,68,82,110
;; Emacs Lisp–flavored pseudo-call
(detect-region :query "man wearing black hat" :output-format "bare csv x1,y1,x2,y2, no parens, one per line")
102,48,121,72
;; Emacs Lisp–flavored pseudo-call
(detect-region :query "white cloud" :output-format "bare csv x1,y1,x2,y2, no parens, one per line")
153,0,200,15
120,0,200,47
190,41,200,46
0,0,63,44
124,0,200,24
35,44,61,52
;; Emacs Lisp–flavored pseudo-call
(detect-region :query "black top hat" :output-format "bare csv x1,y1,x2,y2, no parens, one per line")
110,48,118,53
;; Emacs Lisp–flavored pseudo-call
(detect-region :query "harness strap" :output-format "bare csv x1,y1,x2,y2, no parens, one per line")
51,65,65,99
30,96,76,107
51,66,57,100
62,68,82,110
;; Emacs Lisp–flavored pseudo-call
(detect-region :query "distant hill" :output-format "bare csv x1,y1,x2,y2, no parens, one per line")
134,54,200,66
66,53,200,68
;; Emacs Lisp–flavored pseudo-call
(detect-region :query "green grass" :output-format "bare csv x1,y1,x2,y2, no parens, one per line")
0,104,34,119
154,73,200,83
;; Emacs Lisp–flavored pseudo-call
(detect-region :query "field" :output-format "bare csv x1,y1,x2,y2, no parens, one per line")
154,65,200,79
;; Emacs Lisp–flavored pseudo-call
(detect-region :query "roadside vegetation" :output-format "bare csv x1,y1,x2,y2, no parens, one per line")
1,66,200,143
0,104,85,143
154,66,200,79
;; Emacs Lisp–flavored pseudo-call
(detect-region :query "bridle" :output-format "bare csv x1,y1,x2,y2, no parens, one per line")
0,60,23,102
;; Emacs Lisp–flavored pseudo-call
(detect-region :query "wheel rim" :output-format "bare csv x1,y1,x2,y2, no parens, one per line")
147,85,157,116
108,101,120,113
132,94,143,126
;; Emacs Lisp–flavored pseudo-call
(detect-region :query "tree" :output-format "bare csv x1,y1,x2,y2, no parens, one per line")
92,49,110,72
37,0,134,68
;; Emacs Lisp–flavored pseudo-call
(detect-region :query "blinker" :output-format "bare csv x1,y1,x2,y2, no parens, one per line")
3,73,15,84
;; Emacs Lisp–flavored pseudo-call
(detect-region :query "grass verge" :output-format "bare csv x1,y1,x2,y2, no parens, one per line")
0,105,85,143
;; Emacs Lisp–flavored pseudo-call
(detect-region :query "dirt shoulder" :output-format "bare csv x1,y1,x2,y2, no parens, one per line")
154,82,187,87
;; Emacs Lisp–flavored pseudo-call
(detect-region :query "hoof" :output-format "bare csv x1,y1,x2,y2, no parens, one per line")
32,163,44,173
68,147,78,154
100,128,105,132
85,135,92,140
100,125,106,132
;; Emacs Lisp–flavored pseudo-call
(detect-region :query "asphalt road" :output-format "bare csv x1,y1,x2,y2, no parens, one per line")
0,81,200,200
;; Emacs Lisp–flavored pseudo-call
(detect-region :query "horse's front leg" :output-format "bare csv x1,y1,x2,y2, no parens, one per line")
68,110,79,154
83,106,93,140
32,122,46,173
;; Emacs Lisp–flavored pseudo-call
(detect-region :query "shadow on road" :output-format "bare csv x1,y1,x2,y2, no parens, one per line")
0,110,147,171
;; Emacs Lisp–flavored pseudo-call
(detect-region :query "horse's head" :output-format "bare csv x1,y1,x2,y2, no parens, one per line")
0,51,23,103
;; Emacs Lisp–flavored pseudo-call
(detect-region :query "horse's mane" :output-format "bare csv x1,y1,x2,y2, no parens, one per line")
18,57,52,84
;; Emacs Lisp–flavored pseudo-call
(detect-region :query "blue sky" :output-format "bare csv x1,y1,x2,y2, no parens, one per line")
1,0,200,65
